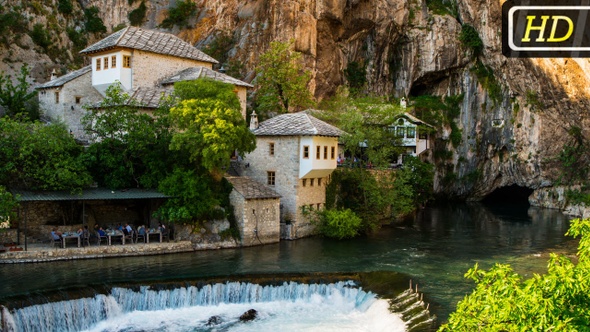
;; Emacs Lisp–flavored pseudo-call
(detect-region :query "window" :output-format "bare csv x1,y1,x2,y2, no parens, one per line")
303,146,309,158
302,179,307,187
96,58,101,71
55,91,59,104
324,146,328,160
123,55,131,68
318,178,322,186
310,178,314,187
316,146,321,160
331,146,335,159
396,127,405,138
103,57,109,69
75,96,81,104
269,142,275,156
407,127,416,138
317,203,321,210
111,55,117,68
267,171,275,185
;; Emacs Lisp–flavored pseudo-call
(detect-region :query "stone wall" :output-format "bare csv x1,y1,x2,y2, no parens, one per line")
243,135,300,222
38,71,103,141
230,190,280,246
293,176,328,238
132,50,212,88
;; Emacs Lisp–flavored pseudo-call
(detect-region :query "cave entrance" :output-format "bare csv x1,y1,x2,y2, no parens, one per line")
482,185,534,205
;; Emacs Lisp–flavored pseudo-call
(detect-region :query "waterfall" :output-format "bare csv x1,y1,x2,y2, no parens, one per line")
2,281,396,332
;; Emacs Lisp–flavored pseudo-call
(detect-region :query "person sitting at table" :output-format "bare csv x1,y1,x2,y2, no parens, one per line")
76,228,84,236
125,223,133,235
51,227,62,240
98,227,106,237
158,223,166,232
137,225,146,235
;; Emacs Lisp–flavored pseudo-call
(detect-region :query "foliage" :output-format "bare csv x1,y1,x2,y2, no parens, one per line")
0,118,92,191
84,7,107,34
313,208,363,239
169,79,255,175
254,40,315,118
0,65,39,120
30,24,52,51
0,5,27,45
427,0,458,17
319,89,405,168
159,0,198,29
128,1,147,26
439,218,590,331
557,126,589,185
459,24,483,57
57,0,74,15
344,61,367,94
472,60,502,105
202,33,235,66
0,185,17,225
394,156,435,212
82,82,173,189
525,90,544,110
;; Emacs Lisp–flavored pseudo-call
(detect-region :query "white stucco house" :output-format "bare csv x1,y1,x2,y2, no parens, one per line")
241,111,344,239
36,27,252,141
391,113,434,165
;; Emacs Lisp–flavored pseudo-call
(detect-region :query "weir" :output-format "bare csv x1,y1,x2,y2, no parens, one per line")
1,278,436,332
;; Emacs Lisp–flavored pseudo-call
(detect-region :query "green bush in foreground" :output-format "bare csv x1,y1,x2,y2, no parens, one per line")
439,218,590,331
314,208,362,240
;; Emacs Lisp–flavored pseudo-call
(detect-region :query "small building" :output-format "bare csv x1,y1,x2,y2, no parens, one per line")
36,27,252,141
226,176,281,246
390,113,434,165
242,111,344,239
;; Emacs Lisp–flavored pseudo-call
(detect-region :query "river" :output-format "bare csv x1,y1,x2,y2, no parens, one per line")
0,203,573,331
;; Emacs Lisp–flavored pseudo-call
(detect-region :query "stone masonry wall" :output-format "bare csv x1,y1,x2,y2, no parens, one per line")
39,72,103,141
294,176,328,238
131,50,212,88
243,136,300,223
230,190,280,246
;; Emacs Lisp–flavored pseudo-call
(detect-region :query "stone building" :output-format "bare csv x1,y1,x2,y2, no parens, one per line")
36,27,252,141
226,176,281,246
242,111,344,239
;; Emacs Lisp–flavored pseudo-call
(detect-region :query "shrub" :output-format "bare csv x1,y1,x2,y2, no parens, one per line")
159,0,198,29
57,0,73,15
315,208,363,239
30,24,52,50
128,1,147,26
459,24,483,56
344,61,367,93
84,7,107,34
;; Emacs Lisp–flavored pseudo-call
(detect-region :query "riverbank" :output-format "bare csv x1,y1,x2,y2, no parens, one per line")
0,238,240,264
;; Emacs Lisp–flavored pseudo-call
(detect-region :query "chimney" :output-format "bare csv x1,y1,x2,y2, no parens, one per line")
249,110,259,130
50,69,57,81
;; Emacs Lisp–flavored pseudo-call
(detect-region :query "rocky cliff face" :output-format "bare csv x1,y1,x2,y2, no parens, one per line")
2,0,589,200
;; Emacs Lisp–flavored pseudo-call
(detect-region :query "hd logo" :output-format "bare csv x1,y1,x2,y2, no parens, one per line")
502,0,590,57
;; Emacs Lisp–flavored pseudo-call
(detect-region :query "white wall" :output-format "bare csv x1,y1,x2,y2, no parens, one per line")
91,50,133,94
299,136,338,178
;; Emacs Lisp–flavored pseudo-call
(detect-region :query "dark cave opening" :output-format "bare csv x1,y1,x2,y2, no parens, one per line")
482,185,534,205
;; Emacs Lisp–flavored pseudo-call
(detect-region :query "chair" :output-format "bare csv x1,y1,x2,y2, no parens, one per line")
50,234,62,249
124,229,135,244
96,231,108,245
82,230,90,247
135,227,146,243
161,227,170,242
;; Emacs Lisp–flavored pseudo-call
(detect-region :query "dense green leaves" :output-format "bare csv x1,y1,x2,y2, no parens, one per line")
159,0,198,29
254,41,315,117
0,185,17,224
313,208,363,239
0,118,92,191
84,7,107,34
0,65,39,120
440,218,590,331
459,24,483,57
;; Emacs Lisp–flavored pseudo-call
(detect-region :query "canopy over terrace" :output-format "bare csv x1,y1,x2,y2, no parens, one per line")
11,188,170,251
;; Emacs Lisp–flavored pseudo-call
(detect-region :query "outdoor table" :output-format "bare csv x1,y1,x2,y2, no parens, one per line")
146,230,162,243
107,232,125,245
62,234,81,248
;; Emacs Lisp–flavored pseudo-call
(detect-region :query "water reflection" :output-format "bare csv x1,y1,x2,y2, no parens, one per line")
0,203,571,321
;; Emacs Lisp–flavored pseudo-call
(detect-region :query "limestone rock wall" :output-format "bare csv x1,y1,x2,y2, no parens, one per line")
3,0,590,201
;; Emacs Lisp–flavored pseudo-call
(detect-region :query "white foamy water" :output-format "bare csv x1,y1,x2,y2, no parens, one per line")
83,297,405,332
4,281,407,332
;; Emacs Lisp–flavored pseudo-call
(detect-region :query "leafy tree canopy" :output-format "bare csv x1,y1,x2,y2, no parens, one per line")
312,208,363,239
169,79,255,175
440,218,590,331
0,118,92,191
0,65,39,120
254,40,315,117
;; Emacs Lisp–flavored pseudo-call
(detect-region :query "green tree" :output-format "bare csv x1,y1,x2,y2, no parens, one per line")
0,65,38,119
440,218,590,331
159,0,198,29
0,118,92,190
0,185,17,227
254,40,314,117
169,79,256,175
84,7,107,34
82,82,173,189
